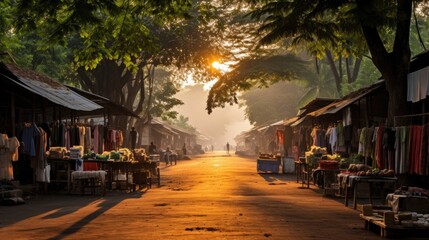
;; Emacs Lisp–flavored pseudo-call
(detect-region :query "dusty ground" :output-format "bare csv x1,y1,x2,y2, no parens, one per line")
0,152,395,239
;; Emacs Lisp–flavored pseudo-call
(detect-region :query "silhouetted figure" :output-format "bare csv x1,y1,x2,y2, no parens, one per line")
226,142,230,154
182,143,187,155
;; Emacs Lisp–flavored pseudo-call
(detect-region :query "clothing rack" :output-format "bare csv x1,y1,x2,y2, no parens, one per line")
394,112,429,126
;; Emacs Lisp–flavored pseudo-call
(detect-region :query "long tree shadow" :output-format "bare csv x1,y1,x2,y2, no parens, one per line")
47,195,131,240
258,173,296,183
0,190,147,230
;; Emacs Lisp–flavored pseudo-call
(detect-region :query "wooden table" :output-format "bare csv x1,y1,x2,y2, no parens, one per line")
339,174,397,209
80,160,128,190
313,168,340,195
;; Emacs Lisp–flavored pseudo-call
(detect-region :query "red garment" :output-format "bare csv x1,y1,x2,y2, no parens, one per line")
409,126,415,174
421,125,427,175
425,126,429,175
415,125,423,175
376,127,384,169
276,130,284,145
410,125,423,174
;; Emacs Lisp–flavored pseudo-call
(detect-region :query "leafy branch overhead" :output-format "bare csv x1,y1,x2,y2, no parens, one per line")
206,54,315,114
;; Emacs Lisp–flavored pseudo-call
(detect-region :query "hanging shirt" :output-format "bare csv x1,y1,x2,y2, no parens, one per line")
329,127,337,153
79,126,85,147
0,134,14,180
8,136,20,161
22,123,41,157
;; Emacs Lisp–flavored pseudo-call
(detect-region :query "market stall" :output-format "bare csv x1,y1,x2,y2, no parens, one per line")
257,153,281,173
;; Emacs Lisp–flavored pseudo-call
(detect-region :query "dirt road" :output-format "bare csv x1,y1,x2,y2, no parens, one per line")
0,152,384,239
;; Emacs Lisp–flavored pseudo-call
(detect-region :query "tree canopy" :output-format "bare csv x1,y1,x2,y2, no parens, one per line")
228,0,427,125
4,0,232,146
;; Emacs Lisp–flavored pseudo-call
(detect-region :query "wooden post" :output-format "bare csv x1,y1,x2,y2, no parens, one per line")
11,92,15,136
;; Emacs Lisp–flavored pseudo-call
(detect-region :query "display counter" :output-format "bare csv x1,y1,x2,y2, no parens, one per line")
48,158,158,192
257,158,281,173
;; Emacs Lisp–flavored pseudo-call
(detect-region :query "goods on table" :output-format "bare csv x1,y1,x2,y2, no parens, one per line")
318,160,339,170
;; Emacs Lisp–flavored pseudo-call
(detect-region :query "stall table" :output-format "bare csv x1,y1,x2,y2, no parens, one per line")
313,168,340,195
338,174,397,209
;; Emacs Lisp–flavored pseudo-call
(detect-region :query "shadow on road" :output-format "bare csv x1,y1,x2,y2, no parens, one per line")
258,173,296,183
0,190,147,239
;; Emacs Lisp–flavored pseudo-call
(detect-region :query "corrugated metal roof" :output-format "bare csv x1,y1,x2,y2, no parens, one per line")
299,98,337,110
298,98,337,117
66,86,139,118
290,116,308,127
1,63,102,111
307,80,384,117
151,124,178,136
283,116,299,126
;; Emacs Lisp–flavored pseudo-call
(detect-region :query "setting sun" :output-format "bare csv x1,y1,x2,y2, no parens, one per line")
211,61,230,73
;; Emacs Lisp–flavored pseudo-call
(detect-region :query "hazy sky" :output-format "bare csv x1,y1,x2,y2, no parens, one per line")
174,84,252,149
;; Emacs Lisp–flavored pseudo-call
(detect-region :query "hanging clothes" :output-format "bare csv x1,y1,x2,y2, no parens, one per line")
79,126,85,148
337,122,345,147
8,136,20,162
21,122,41,157
407,65,429,103
85,126,91,153
35,127,49,183
93,125,99,154
0,134,15,180
276,130,284,145
394,126,409,174
328,127,337,153
375,126,385,169
421,125,427,175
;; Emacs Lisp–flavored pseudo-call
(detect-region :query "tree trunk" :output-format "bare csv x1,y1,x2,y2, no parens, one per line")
325,49,342,96
346,57,362,84
357,0,412,126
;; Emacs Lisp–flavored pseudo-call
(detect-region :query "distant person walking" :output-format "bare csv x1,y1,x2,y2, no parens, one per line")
226,142,230,154
182,143,187,155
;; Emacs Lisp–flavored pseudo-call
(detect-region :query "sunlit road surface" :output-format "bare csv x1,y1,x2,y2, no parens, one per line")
0,152,384,240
